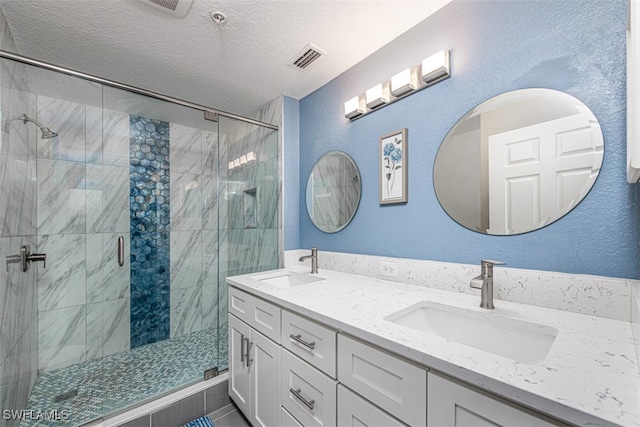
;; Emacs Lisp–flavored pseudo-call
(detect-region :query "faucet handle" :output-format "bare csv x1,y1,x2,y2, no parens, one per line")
480,260,505,276
481,260,505,267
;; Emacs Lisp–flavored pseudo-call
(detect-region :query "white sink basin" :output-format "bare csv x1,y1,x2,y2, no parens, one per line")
385,302,558,364
251,271,325,287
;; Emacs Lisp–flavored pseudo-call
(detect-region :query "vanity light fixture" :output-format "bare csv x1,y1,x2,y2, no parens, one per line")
344,96,365,119
228,152,257,171
365,83,391,109
344,49,451,121
391,68,417,97
421,49,450,85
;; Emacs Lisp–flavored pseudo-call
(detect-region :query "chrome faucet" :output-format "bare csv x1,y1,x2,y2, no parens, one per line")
299,247,318,274
470,260,505,309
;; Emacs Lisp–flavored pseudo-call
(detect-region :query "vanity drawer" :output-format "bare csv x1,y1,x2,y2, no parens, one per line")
337,385,408,427
282,310,337,378
281,407,303,427
228,287,251,323
282,349,337,427
337,335,427,427
228,287,281,344
249,293,281,344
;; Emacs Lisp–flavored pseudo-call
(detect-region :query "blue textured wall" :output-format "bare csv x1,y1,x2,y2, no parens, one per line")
299,0,640,279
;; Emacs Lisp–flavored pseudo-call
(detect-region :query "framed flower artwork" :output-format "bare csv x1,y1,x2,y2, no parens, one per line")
379,128,408,204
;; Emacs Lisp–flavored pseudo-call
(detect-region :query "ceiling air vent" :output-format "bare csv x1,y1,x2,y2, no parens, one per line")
137,0,193,17
287,43,326,70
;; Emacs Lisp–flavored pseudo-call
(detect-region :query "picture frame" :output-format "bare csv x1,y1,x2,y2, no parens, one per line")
379,128,408,204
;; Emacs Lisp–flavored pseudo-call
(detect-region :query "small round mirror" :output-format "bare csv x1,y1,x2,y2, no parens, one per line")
306,151,361,233
434,88,603,235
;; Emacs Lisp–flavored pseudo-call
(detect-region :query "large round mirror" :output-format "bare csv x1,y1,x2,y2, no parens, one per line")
434,88,603,235
306,151,361,233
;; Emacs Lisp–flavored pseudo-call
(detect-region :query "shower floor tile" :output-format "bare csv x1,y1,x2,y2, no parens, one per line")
20,327,226,427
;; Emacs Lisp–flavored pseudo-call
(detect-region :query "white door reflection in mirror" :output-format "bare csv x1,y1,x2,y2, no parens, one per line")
434,89,604,236
488,114,602,234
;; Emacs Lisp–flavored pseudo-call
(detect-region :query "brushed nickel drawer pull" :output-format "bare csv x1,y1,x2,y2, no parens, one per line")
289,334,316,350
246,340,254,367
240,334,247,363
290,388,315,410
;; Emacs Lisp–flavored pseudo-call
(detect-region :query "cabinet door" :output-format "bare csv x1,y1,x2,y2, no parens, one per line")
229,314,252,419
428,372,564,427
252,330,281,427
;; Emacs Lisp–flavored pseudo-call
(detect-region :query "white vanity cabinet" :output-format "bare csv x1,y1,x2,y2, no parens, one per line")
228,288,282,427
228,285,572,427
427,372,567,427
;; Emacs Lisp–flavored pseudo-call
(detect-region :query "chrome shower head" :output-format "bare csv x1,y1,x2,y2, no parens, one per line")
39,126,58,139
11,114,58,139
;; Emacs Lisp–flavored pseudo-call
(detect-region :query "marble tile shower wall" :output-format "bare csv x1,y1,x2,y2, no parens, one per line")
34,99,223,370
0,14,40,425
168,122,219,339
35,97,132,373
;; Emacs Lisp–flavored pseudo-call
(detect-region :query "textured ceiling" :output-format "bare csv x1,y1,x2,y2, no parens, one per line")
0,0,450,119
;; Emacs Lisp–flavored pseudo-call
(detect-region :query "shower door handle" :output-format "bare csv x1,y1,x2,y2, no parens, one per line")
117,236,125,267
27,252,46,270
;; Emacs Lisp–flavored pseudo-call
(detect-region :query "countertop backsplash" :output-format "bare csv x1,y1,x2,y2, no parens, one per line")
633,283,640,371
285,250,635,322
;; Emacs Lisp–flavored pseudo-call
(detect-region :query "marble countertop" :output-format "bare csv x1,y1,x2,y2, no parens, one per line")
226,266,640,427
227,267,640,426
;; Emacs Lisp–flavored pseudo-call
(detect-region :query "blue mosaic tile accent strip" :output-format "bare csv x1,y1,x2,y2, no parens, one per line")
129,115,171,348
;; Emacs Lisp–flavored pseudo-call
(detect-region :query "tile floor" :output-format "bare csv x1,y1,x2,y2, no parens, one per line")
209,409,250,427
20,327,227,427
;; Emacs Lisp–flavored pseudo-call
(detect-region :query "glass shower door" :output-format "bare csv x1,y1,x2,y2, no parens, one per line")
0,57,39,427
0,53,280,425
216,115,279,371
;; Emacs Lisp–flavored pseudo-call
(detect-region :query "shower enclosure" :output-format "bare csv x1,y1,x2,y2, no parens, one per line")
0,53,280,426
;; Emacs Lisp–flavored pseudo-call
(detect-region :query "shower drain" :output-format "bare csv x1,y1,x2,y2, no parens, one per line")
53,389,78,403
